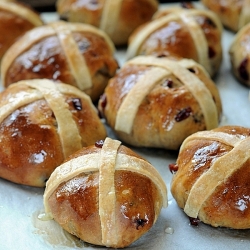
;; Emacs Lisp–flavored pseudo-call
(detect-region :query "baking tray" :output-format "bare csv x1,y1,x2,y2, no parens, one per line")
1,3,250,250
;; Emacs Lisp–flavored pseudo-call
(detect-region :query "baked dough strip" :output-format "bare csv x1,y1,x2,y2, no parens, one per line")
115,67,170,134
50,22,92,91
0,87,43,124
126,9,216,75
180,131,242,152
98,137,121,246
125,56,218,130
184,135,250,218
43,138,167,219
1,21,115,88
100,0,123,36
179,12,211,75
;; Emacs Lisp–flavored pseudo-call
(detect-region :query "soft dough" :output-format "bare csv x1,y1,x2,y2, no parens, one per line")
43,137,167,248
171,125,250,229
0,79,106,187
98,56,222,150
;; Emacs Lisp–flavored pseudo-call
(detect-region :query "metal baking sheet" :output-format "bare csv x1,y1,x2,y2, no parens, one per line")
1,3,250,250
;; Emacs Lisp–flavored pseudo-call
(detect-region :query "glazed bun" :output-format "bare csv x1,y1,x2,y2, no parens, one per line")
0,0,43,61
56,0,159,46
127,6,223,77
1,20,118,102
171,125,250,229
98,56,222,150
0,79,106,187
43,137,167,248
202,0,250,32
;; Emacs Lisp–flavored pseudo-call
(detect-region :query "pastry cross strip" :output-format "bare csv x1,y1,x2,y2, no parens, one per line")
0,79,89,158
43,137,167,245
181,131,250,218
115,56,218,135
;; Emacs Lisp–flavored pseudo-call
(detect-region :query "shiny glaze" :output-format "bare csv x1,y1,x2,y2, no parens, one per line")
0,99,64,187
171,126,250,229
0,83,106,187
172,139,231,208
4,30,118,102
140,20,199,61
50,172,102,245
48,169,159,246
201,162,250,228
5,36,73,85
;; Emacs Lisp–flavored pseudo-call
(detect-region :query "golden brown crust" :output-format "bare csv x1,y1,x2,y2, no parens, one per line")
127,7,223,77
202,0,250,32
1,21,118,102
171,125,250,229
229,23,250,87
56,0,159,45
98,56,222,150
44,137,167,248
0,1,43,60
0,79,106,187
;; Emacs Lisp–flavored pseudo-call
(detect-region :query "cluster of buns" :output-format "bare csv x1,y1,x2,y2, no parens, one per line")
1,0,250,248
0,1,169,248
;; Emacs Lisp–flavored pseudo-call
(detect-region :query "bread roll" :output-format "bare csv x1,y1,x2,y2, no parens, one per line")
229,23,250,87
43,137,167,248
98,55,222,150
56,0,159,46
171,125,250,229
0,79,106,187
127,7,223,77
202,0,250,32
0,0,43,61
1,20,119,102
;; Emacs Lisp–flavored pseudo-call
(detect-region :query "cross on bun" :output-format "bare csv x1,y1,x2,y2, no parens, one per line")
98,56,222,150
171,125,250,229
43,137,167,248
1,20,118,102
127,7,223,77
0,79,106,187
